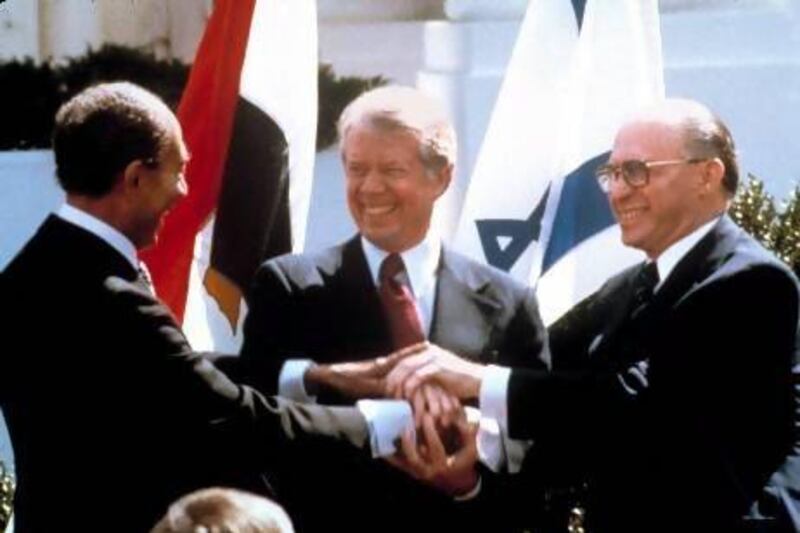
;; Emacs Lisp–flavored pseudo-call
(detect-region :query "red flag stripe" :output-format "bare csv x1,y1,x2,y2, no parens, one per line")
140,0,256,320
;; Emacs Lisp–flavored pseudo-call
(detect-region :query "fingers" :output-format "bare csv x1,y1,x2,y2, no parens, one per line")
445,417,479,475
421,384,460,427
423,384,441,421
389,426,431,480
411,388,426,429
420,413,447,466
371,342,428,379
385,342,429,367
385,352,434,398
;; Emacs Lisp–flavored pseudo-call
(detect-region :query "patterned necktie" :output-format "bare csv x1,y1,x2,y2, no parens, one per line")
137,262,156,296
378,253,425,349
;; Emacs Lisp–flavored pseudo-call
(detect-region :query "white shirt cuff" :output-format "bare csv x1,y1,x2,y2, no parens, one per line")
356,399,414,458
478,366,532,473
278,359,317,403
477,414,504,473
480,364,511,433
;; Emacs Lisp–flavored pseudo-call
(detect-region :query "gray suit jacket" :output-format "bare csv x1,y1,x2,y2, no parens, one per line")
237,235,549,532
240,235,549,398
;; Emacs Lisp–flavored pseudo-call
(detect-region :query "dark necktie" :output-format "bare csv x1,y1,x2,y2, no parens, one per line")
378,253,425,349
630,261,659,318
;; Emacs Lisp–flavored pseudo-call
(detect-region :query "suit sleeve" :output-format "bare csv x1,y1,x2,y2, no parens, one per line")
505,276,634,441
104,276,370,458
498,285,551,372
238,261,300,395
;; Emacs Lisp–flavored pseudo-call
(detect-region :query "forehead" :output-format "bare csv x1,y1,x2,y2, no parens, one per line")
342,124,420,162
159,116,189,163
611,120,684,161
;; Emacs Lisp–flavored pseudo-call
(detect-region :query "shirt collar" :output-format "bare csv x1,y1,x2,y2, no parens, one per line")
653,216,719,288
361,232,442,298
56,203,139,270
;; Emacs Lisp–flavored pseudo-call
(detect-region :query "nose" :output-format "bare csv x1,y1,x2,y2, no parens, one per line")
176,173,189,197
607,173,632,201
359,169,385,194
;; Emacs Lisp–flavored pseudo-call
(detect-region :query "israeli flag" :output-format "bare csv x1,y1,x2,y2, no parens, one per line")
454,0,664,325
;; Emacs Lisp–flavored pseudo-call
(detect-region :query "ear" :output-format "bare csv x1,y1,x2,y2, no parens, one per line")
432,164,453,199
121,159,146,193
699,157,725,195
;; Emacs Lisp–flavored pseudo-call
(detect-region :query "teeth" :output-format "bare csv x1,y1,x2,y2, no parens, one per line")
364,205,394,215
617,207,645,222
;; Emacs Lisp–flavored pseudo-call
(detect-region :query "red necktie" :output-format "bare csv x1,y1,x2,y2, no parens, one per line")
378,253,425,349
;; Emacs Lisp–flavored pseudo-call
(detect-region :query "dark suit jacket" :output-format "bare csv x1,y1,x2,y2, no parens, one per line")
238,235,549,532
508,216,800,532
0,216,370,533
240,235,549,396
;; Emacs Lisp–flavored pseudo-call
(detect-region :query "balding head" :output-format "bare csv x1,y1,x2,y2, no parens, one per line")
603,99,735,259
628,98,739,195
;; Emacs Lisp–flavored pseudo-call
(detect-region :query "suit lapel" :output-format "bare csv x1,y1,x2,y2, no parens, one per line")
337,236,393,357
430,248,503,360
590,216,741,359
654,216,741,309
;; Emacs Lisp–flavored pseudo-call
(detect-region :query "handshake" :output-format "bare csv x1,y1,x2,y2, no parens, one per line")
304,342,489,497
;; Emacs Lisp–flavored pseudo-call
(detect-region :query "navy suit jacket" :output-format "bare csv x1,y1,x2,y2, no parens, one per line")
0,216,369,533
508,216,800,532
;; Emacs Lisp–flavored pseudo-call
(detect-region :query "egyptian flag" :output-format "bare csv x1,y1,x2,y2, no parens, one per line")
140,0,318,351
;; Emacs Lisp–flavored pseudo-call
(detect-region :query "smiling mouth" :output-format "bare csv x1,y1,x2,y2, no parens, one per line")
616,207,646,223
363,205,395,216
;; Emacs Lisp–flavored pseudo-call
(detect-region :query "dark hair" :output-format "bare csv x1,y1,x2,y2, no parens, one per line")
52,81,173,197
151,487,294,533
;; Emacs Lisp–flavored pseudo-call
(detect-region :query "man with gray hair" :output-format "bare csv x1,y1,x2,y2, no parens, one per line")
238,85,549,532
386,98,800,532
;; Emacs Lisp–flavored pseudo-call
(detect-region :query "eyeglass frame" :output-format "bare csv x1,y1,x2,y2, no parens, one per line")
595,158,707,193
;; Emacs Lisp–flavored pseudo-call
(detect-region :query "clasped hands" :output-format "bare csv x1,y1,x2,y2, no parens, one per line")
305,342,488,497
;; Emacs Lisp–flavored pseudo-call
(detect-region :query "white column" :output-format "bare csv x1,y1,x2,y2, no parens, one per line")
418,0,526,239
0,0,40,61
38,0,101,61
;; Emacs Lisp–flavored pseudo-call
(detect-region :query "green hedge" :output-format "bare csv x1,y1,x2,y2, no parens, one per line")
0,45,385,151
730,176,800,275
0,460,12,532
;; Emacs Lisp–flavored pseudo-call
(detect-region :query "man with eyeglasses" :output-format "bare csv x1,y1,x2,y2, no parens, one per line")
383,98,800,532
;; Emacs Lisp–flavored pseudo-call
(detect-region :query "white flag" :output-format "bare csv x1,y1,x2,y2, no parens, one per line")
453,0,581,281
454,0,664,325
535,0,663,325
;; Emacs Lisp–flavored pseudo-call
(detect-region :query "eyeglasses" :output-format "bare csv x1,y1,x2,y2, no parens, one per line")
595,158,706,193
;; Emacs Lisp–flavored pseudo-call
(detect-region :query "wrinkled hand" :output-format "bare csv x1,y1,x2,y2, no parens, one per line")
386,411,479,497
385,343,487,401
409,383,461,430
304,348,417,399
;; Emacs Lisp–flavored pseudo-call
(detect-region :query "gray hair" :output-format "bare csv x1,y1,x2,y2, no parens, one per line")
151,487,294,533
638,98,739,195
337,85,457,175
